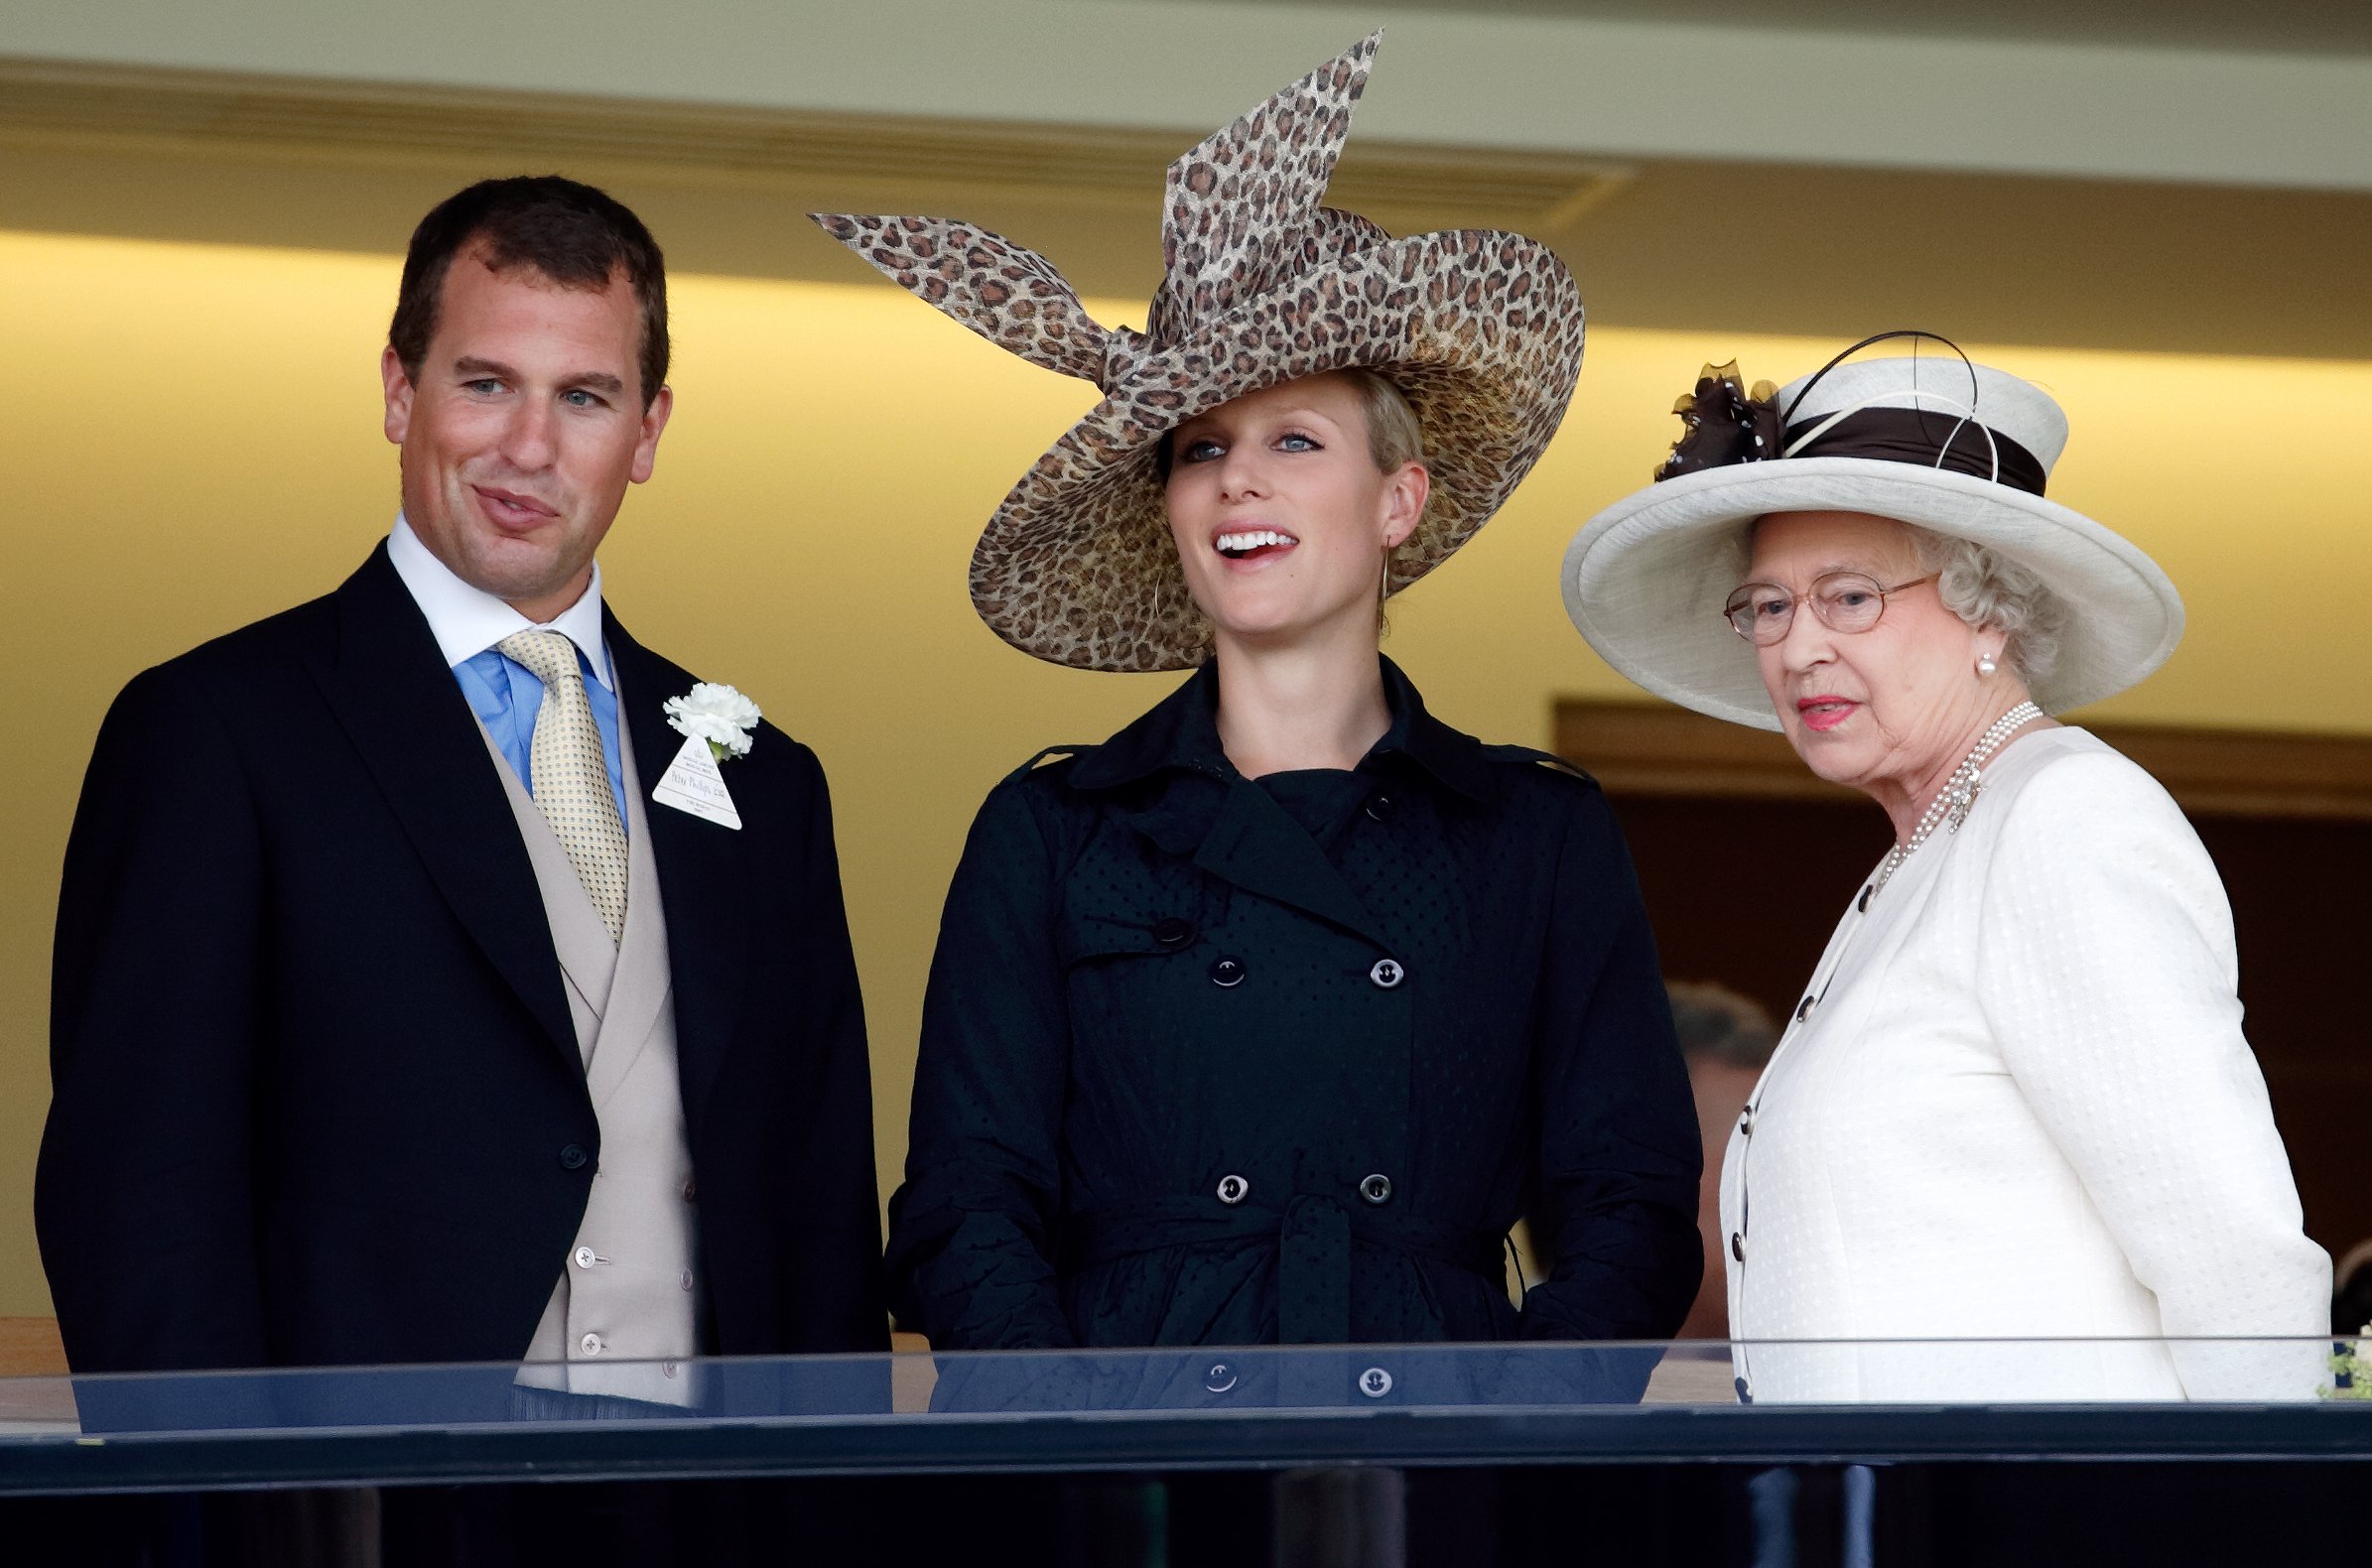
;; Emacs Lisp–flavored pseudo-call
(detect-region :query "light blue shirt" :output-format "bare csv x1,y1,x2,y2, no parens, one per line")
386,515,629,835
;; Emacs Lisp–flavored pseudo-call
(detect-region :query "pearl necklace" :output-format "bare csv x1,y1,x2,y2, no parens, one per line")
1871,701,2043,893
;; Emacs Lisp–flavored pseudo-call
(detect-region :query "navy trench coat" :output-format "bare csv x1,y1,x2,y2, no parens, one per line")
889,659,1701,1351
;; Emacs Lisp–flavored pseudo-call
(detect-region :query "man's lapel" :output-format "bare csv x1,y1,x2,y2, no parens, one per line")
606,614,748,1121
308,544,578,1064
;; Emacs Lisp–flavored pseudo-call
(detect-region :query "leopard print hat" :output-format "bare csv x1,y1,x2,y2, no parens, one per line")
814,32,1586,672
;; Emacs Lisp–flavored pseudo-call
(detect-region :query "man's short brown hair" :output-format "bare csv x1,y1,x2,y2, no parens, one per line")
389,176,669,407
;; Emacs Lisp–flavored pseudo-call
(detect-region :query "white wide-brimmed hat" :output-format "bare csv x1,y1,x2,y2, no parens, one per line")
1561,340,2184,730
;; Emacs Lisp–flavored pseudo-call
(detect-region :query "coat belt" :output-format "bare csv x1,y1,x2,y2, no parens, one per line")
1065,1197,1506,1344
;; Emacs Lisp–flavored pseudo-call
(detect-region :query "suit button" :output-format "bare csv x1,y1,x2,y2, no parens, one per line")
1359,1173,1392,1206
1730,1232,1746,1262
1210,957,1247,987
1216,1173,1250,1206
1369,958,1404,989
579,1333,603,1357
559,1144,590,1171
1152,916,1195,948
1364,793,1396,823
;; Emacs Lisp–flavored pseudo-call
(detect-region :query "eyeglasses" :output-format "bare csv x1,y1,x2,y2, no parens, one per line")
1722,573,1936,645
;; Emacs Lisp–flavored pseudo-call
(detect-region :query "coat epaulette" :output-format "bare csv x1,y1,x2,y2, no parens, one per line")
1482,744,1599,788
1003,745,1093,784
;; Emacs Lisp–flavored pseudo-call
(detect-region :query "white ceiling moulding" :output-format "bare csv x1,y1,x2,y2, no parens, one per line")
3,0,2369,194
0,60,1635,236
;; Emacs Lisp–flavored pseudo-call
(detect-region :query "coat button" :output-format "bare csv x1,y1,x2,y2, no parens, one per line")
1739,1109,1755,1137
1204,1361,1238,1394
1368,958,1404,989
1359,1173,1392,1206
1364,792,1396,823
1359,1367,1393,1398
573,1245,598,1269
1857,884,1874,913
1735,1376,1754,1404
579,1333,603,1357
1216,1173,1250,1206
1794,994,1815,1022
1152,916,1195,948
1210,957,1247,987
1730,1232,1746,1262
559,1144,589,1171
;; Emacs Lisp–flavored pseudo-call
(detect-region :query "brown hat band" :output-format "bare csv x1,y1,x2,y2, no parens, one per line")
1784,408,2048,497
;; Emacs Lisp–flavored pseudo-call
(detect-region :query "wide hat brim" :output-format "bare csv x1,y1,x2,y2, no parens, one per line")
975,227,1583,672
1561,457,2185,730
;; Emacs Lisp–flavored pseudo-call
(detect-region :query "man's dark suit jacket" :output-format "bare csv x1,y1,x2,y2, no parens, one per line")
36,543,887,1375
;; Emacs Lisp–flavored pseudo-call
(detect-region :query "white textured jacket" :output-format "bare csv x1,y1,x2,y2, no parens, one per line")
1720,727,2329,1403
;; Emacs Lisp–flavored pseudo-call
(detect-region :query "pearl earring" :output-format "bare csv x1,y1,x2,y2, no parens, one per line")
1977,652,1999,677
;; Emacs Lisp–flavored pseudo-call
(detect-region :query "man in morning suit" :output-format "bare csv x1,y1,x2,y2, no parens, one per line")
35,178,887,1403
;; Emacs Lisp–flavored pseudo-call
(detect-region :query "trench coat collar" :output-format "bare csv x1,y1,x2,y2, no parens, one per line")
1065,654,1500,806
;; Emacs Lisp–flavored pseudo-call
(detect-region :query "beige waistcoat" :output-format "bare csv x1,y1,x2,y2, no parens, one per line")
479,714,704,1406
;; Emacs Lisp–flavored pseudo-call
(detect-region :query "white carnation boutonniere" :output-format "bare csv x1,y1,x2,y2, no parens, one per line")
652,682,759,831
663,682,762,762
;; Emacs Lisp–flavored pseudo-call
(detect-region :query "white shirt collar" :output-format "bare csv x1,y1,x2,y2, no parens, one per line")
387,513,613,691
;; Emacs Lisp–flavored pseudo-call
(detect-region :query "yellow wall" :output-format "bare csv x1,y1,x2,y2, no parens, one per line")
4,227,2368,1314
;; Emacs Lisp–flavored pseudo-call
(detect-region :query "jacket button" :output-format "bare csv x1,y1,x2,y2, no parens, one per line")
1210,957,1247,987
573,1245,599,1269
1369,958,1404,989
579,1333,603,1357
1730,1232,1746,1262
1364,793,1396,823
1204,1361,1237,1393
1359,1367,1393,1398
1735,1376,1754,1404
1359,1173,1392,1206
1152,916,1195,948
1857,884,1874,913
559,1144,589,1171
1216,1173,1250,1206
1795,994,1815,1022
1739,1109,1755,1137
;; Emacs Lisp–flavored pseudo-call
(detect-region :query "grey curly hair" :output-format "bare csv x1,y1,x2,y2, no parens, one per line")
1909,530,2066,690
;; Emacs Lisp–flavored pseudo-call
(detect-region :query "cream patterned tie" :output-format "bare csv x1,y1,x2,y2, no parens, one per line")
498,629,629,944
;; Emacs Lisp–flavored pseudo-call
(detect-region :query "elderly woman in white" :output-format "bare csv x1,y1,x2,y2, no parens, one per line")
1563,334,2329,1403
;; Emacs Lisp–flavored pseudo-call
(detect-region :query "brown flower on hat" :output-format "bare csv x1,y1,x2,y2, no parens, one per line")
1654,361,1780,483
813,31,1587,672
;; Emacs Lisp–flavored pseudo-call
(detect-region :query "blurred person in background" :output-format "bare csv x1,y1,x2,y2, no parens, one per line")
1563,334,2328,1402
820,35,1701,1361
1667,981,1779,1341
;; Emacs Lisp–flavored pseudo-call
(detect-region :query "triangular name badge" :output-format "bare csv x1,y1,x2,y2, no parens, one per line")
652,735,743,830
